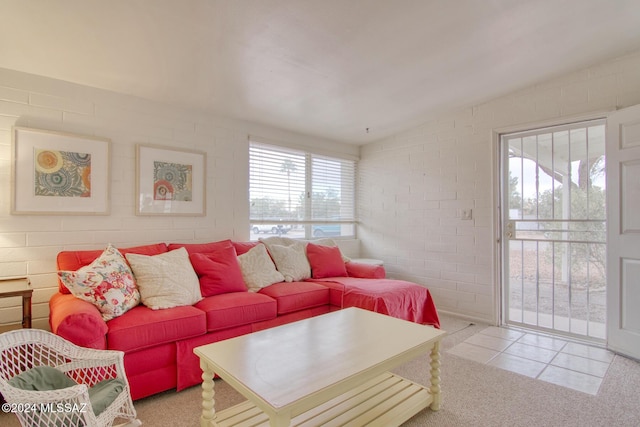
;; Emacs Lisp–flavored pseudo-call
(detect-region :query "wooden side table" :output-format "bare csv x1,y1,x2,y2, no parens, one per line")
0,277,33,328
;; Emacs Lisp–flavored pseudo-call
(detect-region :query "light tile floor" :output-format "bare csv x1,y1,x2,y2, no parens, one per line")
447,326,615,395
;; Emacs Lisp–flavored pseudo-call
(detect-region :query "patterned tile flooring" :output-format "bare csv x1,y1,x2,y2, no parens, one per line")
447,326,615,395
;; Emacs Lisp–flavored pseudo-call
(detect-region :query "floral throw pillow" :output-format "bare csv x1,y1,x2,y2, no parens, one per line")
59,244,140,321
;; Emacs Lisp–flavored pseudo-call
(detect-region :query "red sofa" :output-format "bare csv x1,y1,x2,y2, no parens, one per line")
49,240,439,400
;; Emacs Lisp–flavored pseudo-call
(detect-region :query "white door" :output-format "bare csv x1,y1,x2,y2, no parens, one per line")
606,104,640,359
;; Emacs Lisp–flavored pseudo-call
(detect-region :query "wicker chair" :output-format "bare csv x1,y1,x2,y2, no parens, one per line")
0,329,140,427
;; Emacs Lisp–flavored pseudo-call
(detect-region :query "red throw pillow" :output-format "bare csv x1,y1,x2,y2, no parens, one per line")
232,241,260,255
168,239,233,255
306,243,347,279
345,262,386,279
189,247,248,296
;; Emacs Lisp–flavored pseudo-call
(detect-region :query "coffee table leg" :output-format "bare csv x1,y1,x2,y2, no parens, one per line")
429,340,441,411
200,360,216,427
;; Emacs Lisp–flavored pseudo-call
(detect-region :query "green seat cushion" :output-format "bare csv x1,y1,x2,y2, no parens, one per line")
8,366,76,391
87,378,125,415
9,366,126,415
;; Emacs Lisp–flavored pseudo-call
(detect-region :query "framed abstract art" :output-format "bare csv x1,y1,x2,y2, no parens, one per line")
11,127,110,215
135,144,206,216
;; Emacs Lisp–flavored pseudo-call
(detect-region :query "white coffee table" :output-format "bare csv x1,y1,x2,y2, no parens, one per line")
195,307,446,427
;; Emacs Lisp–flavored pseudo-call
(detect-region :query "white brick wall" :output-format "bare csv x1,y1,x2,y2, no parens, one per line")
358,50,640,323
3,49,639,331
0,67,357,331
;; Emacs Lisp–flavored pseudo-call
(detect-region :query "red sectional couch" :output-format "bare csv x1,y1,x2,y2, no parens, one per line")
49,240,439,400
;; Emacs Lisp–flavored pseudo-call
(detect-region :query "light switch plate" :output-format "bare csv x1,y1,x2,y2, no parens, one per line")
460,209,473,220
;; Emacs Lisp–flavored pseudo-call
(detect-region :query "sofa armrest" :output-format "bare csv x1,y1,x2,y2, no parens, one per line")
345,262,386,279
49,293,108,349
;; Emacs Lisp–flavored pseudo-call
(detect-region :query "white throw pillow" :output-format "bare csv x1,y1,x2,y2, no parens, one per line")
125,247,202,310
237,244,285,291
265,242,311,282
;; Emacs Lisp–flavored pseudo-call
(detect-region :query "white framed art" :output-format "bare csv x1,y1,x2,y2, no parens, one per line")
11,127,110,215
135,144,206,216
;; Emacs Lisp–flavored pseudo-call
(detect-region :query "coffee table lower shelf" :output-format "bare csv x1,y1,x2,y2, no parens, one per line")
210,372,434,427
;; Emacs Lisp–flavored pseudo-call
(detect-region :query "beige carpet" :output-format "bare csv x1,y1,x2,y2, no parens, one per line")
2,315,639,426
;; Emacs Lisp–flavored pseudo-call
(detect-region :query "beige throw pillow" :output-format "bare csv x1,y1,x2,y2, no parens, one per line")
125,247,202,310
237,244,285,291
264,242,311,282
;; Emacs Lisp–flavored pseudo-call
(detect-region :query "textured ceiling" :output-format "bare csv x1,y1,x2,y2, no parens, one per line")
1,0,640,144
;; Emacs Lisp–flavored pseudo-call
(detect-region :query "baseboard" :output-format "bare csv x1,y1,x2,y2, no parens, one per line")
437,309,496,326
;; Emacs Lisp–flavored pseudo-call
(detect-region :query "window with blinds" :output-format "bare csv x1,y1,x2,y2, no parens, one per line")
249,141,356,240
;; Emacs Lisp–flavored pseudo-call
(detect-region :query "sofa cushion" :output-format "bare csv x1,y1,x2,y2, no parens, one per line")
258,281,330,315
194,292,277,332
190,248,247,297
107,304,206,352
306,243,348,279
56,243,169,294
125,247,202,310
168,239,233,255
237,244,285,291
59,244,140,321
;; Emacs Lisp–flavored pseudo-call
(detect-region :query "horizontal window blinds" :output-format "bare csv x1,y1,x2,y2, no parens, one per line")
249,141,355,224
311,155,355,221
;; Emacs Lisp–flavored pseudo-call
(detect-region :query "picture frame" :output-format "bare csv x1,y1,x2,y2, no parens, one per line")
11,127,110,215
135,144,206,216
